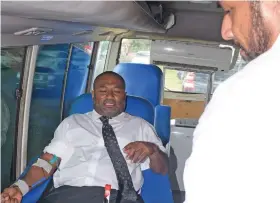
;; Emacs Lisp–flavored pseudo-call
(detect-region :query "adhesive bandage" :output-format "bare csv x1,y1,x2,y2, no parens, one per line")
32,158,53,174
12,179,29,196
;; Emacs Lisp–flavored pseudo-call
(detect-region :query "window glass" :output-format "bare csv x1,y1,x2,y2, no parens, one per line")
63,42,94,115
93,41,110,83
1,47,26,188
163,67,209,94
27,43,94,162
213,55,247,93
27,44,70,162
119,39,151,64
163,55,247,95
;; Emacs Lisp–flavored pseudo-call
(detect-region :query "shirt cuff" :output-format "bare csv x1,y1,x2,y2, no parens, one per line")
43,141,74,169
141,157,150,171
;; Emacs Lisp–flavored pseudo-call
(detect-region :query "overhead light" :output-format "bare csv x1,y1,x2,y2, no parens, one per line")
73,30,94,36
188,0,212,4
14,27,53,36
164,47,174,51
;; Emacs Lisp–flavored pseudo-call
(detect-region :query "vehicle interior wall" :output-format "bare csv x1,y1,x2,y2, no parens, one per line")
1,2,248,201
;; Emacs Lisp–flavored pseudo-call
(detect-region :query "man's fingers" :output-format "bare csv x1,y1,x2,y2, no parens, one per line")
123,142,135,151
132,149,144,163
1,194,9,202
2,188,22,203
1,192,8,198
126,148,136,160
3,196,11,203
2,190,13,202
138,151,149,163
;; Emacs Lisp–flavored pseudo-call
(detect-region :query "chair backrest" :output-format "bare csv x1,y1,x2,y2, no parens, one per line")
68,93,154,125
114,63,163,107
155,105,171,145
114,63,171,145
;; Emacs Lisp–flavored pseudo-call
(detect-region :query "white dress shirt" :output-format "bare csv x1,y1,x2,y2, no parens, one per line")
184,34,280,203
43,110,166,191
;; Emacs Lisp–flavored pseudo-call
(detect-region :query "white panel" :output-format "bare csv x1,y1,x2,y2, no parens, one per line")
151,40,234,71
169,123,196,191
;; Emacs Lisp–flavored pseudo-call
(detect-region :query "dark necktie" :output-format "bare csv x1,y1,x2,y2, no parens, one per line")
99,116,138,201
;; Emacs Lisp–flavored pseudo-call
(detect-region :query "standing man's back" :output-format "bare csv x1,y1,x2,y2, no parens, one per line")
184,2,280,203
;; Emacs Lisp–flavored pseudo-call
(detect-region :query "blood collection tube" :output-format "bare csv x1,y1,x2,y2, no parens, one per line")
104,184,111,203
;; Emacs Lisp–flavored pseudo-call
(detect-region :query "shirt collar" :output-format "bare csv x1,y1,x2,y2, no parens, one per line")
92,110,127,122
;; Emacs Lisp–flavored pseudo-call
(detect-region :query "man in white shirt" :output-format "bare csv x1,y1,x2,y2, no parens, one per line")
184,1,280,203
1,71,168,203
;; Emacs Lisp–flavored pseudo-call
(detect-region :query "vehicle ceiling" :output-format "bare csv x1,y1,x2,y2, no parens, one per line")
1,1,229,47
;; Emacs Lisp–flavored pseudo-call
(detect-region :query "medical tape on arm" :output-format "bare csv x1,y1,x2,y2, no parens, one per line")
11,179,29,196
32,158,53,174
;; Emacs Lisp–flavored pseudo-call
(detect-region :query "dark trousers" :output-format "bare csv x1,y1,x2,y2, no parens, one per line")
38,185,144,203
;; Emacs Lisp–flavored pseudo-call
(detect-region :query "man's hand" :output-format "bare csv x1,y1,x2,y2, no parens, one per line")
1,187,23,203
123,141,157,163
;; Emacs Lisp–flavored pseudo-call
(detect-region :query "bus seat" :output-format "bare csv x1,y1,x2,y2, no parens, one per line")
155,105,171,145
68,93,155,125
114,63,171,144
21,93,173,203
114,63,162,107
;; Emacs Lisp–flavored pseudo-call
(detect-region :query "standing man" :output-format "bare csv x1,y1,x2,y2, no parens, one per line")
184,1,280,203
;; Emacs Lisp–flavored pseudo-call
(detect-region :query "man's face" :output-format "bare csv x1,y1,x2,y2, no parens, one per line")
93,74,126,117
220,1,278,61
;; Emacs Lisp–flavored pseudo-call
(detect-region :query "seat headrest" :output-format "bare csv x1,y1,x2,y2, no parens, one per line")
68,93,154,125
114,63,163,106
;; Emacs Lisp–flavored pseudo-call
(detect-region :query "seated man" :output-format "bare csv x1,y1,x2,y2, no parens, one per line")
1,71,168,203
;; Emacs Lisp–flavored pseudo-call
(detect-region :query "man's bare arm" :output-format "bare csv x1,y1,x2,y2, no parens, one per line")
1,153,60,202
23,153,60,187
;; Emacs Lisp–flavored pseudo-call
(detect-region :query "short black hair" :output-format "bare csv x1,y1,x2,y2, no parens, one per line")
93,71,126,90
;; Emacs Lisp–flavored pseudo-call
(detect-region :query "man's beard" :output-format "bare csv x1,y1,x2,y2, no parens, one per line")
238,2,271,62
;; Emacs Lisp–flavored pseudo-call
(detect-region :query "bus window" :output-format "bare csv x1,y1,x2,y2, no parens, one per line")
164,69,209,94
1,47,26,188
26,43,93,162
27,44,70,162
119,39,151,64
162,68,209,119
63,42,94,116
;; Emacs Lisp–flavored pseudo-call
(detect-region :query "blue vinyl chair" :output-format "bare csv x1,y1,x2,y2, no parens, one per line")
113,63,171,145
